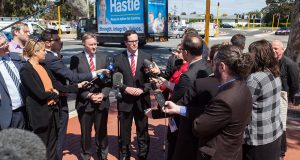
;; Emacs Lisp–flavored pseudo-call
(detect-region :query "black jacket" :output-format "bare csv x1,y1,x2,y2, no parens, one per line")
20,62,78,131
280,55,299,100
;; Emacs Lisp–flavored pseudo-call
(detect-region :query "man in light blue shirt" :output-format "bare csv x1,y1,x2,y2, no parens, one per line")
0,32,27,130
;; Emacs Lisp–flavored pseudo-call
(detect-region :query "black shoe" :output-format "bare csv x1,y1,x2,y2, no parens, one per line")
80,153,92,160
138,156,147,160
119,153,130,160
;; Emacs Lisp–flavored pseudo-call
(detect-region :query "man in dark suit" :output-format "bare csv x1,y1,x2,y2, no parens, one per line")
41,29,105,160
114,30,152,160
165,45,253,160
0,33,27,130
70,32,110,160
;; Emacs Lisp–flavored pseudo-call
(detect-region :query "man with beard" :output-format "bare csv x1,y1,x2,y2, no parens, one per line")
8,22,30,56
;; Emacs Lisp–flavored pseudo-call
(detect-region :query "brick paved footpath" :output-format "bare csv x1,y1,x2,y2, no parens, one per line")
63,97,300,160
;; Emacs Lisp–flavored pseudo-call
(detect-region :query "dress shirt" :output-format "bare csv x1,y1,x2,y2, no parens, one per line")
84,50,97,78
127,50,138,69
0,55,24,110
46,49,58,57
8,40,24,54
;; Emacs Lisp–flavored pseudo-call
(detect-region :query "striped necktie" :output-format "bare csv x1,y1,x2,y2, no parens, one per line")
130,53,136,77
89,54,95,72
2,57,25,102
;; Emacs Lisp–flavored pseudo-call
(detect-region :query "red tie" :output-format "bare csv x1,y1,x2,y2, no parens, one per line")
130,53,136,77
89,54,95,72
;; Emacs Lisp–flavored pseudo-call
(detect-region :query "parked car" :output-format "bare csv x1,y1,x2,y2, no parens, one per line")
168,27,185,38
275,27,290,35
220,23,234,28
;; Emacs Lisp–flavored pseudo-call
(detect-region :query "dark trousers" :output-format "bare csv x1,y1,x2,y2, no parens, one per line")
119,104,150,158
9,106,26,129
243,136,282,160
56,97,69,160
280,131,287,157
77,108,109,159
35,107,59,160
167,129,178,160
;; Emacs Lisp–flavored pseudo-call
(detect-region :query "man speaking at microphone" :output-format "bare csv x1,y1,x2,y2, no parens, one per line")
114,30,152,160
70,32,110,160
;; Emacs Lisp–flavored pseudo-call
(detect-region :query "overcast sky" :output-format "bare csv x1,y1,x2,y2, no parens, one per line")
168,0,267,15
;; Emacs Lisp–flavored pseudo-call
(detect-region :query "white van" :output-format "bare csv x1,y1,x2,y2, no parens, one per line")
187,22,216,37
47,21,71,34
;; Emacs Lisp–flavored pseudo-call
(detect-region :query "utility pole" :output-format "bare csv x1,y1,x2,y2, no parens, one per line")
58,5,61,36
276,13,280,28
215,2,220,37
272,14,275,31
204,0,210,45
87,0,90,18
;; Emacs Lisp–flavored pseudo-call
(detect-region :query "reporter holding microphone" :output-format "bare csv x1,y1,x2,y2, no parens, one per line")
20,39,88,160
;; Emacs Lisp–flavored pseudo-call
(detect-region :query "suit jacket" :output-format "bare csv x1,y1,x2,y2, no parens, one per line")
114,50,152,112
20,62,78,131
43,50,93,84
171,77,219,160
280,55,299,100
43,50,94,111
0,52,25,129
70,51,110,112
193,80,252,160
171,59,211,103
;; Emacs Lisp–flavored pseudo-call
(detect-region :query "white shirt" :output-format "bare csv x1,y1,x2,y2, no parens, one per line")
84,50,97,78
0,55,24,110
127,50,138,69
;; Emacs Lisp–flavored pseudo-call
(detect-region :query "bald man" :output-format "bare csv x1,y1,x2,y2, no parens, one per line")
272,40,299,159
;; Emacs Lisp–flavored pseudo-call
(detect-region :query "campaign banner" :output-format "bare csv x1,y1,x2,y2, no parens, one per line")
147,0,167,35
97,0,145,33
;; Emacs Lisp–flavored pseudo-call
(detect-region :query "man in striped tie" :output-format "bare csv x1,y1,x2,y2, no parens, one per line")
114,30,152,160
70,32,111,160
0,32,27,131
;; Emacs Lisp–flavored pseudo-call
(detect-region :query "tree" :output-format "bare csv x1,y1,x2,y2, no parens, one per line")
262,0,294,24
222,13,228,17
181,12,187,15
191,11,197,14
3,0,47,17
285,0,300,67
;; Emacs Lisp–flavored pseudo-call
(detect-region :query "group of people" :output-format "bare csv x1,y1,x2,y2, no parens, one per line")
145,29,298,160
0,21,298,160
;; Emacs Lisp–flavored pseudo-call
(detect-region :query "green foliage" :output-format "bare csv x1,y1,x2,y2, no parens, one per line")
262,0,294,24
3,0,47,17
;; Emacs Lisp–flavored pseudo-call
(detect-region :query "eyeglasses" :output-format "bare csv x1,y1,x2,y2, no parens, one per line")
126,40,139,44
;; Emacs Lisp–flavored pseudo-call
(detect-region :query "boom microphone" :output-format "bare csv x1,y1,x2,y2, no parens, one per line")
113,72,124,100
113,72,124,88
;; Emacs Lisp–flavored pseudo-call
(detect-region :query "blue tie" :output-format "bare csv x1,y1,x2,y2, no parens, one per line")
2,57,25,102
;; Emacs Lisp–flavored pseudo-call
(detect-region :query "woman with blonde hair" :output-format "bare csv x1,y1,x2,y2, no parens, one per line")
20,38,87,160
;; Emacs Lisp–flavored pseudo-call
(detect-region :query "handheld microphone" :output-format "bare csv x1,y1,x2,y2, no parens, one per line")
106,56,116,73
143,59,155,70
101,87,111,98
82,72,105,88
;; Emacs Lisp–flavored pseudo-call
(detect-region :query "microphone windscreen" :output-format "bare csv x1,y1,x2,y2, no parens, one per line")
143,59,154,69
102,87,111,97
113,72,123,87
65,0,88,17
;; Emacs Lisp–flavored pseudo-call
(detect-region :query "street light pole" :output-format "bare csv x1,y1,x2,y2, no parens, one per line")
216,2,220,37
205,0,210,45
272,14,275,31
